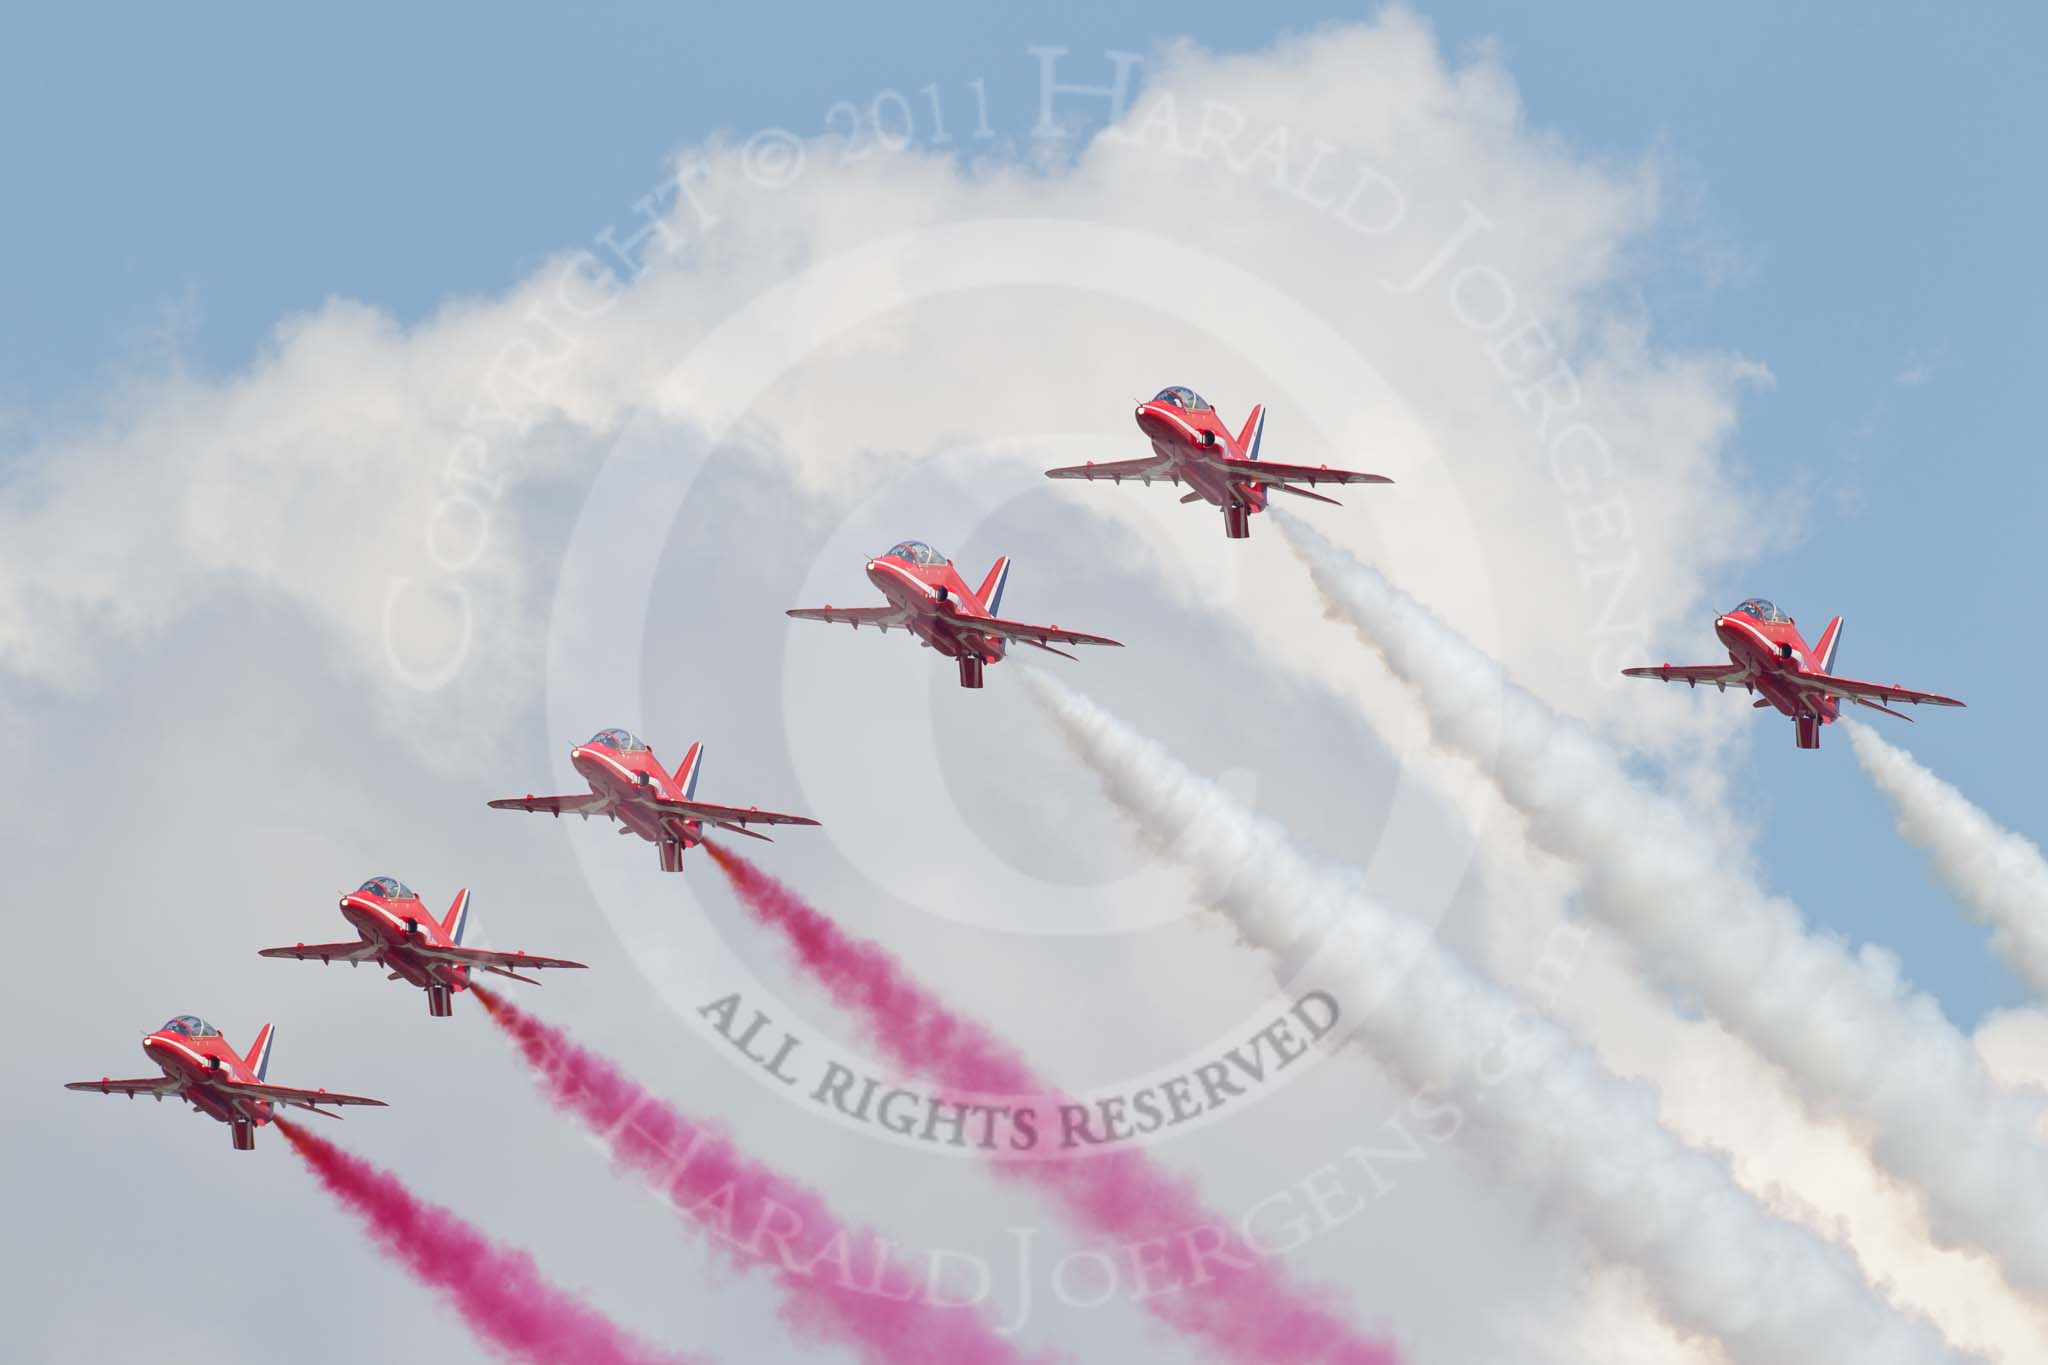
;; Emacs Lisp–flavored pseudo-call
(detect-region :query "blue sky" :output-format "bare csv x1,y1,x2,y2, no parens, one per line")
4,0,2040,1028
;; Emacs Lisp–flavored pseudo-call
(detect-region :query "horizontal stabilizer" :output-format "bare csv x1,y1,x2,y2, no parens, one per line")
1218,455,1390,487
1851,695,1915,722
215,1078,386,1111
418,943,588,973
650,796,819,828
973,615,1123,650
1794,669,1964,710
1264,482,1343,506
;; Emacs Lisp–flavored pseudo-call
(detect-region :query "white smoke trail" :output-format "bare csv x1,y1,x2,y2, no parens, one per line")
1021,668,1967,1365
1271,507,2048,1294
1848,721,2048,997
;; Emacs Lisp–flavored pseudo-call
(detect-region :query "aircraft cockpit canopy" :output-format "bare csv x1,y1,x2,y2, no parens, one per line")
357,876,416,900
587,728,650,752
161,1015,220,1039
884,541,946,566
1152,386,1213,412
1732,598,1792,625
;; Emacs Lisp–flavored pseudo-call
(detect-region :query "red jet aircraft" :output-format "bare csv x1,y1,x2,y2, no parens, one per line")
1623,598,1964,749
259,876,587,1017
1045,386,1393,539
66,1015,385,1150
787,540,1122,688
489,732,818,872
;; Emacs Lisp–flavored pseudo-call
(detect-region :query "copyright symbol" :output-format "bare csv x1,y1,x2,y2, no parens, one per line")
741,128,805,189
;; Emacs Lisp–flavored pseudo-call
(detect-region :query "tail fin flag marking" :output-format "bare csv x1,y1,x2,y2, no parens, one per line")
1816,615,1844,675
441,889,472,946
977,556,1012,617
244,1024,275,1082
1236,404,1266,460
674,742,704,799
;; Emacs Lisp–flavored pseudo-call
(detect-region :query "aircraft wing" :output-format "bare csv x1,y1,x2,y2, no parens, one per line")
785,606,912,630
417,944,588,973
973,616,1124,649
487,793,613,817
66,1077,180,1098
1790,671,1965,710
1221,457,1393,488
258,941,381,964
1044,457,1176,484
1621,663,1750,687
649,797,821,830
213,1079,387,1111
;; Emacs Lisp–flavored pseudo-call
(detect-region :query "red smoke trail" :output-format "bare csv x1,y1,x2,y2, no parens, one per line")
705,844,1402,1365
472,986,1044,1365
277,1120,695,1365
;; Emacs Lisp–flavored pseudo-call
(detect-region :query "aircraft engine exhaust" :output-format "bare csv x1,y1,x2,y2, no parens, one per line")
1269,505,2048,1298
1848,721,2048,998
704,841,1406,1365
277,1120,696,1365
470,988,1035,1365
1017,667,1966,1365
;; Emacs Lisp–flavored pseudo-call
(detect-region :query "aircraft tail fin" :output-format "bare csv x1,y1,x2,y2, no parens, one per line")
673,742,703,799
1815,615,1844,674
243,1023,275,1082
440,888,472,946
1235,403,1266,460
976,556,1011,617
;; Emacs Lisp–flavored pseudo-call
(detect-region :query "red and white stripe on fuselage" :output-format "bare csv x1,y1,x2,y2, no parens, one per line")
339,892,472,992
141,1033,272,1126
1135,399,1270,515
570,740,705,856
574,745,676,836
1712,613,1835,723
864,552,1005,664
